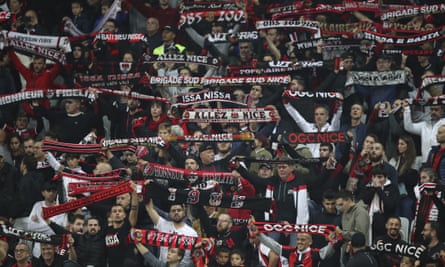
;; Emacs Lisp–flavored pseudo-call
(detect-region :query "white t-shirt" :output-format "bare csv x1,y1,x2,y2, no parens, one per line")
155,216,198,266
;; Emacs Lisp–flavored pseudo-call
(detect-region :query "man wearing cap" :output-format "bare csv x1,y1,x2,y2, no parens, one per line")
152,25,186,56
346,232,378,267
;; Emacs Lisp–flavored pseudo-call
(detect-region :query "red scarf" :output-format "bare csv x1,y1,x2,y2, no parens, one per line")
431,146,445,171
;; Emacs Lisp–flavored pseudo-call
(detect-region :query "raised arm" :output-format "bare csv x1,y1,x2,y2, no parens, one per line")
129,181,139,227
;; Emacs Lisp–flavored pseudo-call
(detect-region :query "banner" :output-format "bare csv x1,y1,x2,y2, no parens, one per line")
228,62,323,76
166,132,254,142
140,162,236,185
146,182,272,210
42,181,133,219
8,38,66,64
182,108,278,123
179,10,245,28
0,89,95,106
345,70,407,86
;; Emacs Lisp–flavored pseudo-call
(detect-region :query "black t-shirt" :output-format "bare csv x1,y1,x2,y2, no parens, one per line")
105,219,133,267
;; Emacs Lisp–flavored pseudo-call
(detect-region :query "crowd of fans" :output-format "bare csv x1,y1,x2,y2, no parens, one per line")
1,0,445,266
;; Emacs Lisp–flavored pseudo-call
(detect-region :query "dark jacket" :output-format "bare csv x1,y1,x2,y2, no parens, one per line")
346,249,379,267
237,165,309,222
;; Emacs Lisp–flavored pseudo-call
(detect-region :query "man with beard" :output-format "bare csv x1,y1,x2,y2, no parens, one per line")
420,222,445,266
352,142,399,194
373,217,406,267
427,124,445,184
145,199,197,266
47,216,106,267
198,212,249,251
105,182,139,267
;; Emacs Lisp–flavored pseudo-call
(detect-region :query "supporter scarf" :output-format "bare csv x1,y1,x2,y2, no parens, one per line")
63,17,85,37
382,49,436,56
4,30,71,52
0,11,10,22
381,4,445,20
180,2,239,11
8,38,66,64
228,63,322,75
253,222,337,237
146,54,219,66
383,21,444,34
370,241,424,259
76,71,142,87
96,88,170,103
256,20,319,32
232,156,322,165
360,29,444,46
166,132,254,142
282,131,347,145
420,75,445,89
268,2,384,18
206,31,259,43
91,0,121,33
0,89,95,106
179,10,245,28
283,90,342,100
68,180,146,196
172,90,246,107
140,161,236,185
407,95,445,106
150,74,291,86
42,181,133,219
130,229,202,250
94,33,147,43
182,108,278,123
52,168,126,182
42,138,161,154
145,182,272,210
319,22,375,35
345,70,407,86
0,224,68,247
